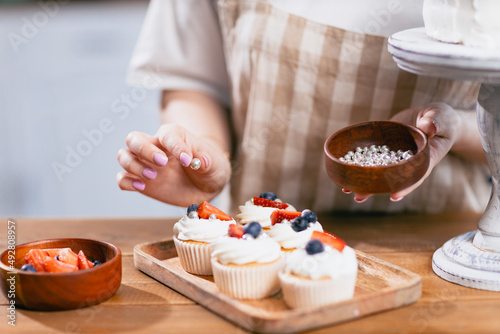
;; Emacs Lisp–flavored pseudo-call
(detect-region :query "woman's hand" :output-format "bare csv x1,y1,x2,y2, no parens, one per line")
116,123,231,207
347,102,470,203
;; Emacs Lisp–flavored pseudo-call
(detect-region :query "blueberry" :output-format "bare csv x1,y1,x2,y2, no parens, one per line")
92,260,102,266
187,204,199,214
291,217,309,232
259,192,277,201
20,264,37,272
305,240,324,255
243,222,262,238
301,210,318,223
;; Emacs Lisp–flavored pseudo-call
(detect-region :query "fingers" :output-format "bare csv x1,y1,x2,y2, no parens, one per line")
389,179,424,201
342,189,373,203
120,125,227,189
124,128,208,171
353,193,372,203
126,131,169,167
117,148,158,181
156,124,194,167
156,124,213,171
343,188,404,203
117,131,167,193
116,171,146,192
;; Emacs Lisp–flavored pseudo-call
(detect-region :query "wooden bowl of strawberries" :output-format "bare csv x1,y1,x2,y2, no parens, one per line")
0,238,121,311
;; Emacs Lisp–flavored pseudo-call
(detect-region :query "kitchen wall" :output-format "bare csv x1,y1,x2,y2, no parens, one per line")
0,1,192,217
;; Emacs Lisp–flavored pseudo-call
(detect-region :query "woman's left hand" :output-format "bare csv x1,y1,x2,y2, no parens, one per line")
347,102,462,203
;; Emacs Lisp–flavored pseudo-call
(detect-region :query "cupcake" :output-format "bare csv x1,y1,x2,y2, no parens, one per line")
279,231,358,309
236,192,296,229
173,201,234,275
210,222,285,299
268,209,324,253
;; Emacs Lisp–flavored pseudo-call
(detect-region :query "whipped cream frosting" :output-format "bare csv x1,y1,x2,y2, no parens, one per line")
284,245,358,280
423,0,500,49
173,215,234,243
268,221,324,249
236,199,297,228
210,235,282,265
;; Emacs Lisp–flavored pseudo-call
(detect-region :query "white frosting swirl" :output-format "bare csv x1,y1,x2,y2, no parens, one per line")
268,221,324,249
284,245,358,280
236,199,296,228
210,235,282,265
173,215,234,243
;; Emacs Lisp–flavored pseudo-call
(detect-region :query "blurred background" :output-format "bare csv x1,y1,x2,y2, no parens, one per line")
0,0,189,217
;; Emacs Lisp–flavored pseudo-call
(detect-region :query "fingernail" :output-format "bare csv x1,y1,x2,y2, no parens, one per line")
180,152,191,167
390,196,404,202
202,155,209,169
153,153,168,166
432,120,439,135
132,181,145,191
354,197,368,203
142,168,157,180
342,188,352,194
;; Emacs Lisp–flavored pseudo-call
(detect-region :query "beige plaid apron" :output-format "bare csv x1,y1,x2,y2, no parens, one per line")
216,0,490,213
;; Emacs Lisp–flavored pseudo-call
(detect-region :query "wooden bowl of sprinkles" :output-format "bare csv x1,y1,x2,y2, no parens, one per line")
324,121,430,194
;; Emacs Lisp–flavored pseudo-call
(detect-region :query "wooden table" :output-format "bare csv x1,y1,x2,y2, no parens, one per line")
1,213,499,333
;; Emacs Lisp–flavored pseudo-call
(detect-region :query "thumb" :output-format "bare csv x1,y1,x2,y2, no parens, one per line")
416,102,459,141
415,103,459,167
390,103,459,200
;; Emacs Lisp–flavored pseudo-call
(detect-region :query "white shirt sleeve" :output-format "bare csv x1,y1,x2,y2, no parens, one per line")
126,0,231,107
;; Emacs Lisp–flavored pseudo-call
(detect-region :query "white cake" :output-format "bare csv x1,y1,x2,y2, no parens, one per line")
423,0,500,49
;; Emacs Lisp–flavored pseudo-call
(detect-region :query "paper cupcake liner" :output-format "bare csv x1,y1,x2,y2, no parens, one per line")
211,256,285,299
278,271,357,309
173,236,213,275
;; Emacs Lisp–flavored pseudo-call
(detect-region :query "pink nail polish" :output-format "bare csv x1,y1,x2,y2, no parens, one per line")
354,197,368,203
202,155,209,169
342,188,352,194
180,152,191,167
132,181,145,191
390,196,404,202
142,168,157,180
153,153,168,166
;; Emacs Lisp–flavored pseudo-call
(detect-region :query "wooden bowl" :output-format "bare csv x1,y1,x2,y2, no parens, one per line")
324,121,430,194
0,238,121,311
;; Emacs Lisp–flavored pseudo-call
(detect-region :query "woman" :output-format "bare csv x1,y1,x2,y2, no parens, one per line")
116,0,490,213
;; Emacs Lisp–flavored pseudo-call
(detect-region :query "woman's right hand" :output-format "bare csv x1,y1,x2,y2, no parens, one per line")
116,123,231,207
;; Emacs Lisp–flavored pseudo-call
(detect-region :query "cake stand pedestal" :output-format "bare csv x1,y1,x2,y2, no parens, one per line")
388,27,500,291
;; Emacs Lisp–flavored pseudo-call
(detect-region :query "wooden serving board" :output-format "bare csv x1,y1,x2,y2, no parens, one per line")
133,239,421,333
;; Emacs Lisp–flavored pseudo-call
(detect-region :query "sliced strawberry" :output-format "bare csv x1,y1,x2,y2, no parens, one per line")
43,248,63,258
77,250,94,270
57,248,79,267
252,197,289,209
25,249,46,272
43,256,78,273
197,201,233,221
270,210,302,225
228,224,244,238
310,231,346,252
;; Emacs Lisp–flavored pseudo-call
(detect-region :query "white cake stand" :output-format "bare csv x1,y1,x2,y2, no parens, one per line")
388,27,500,291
